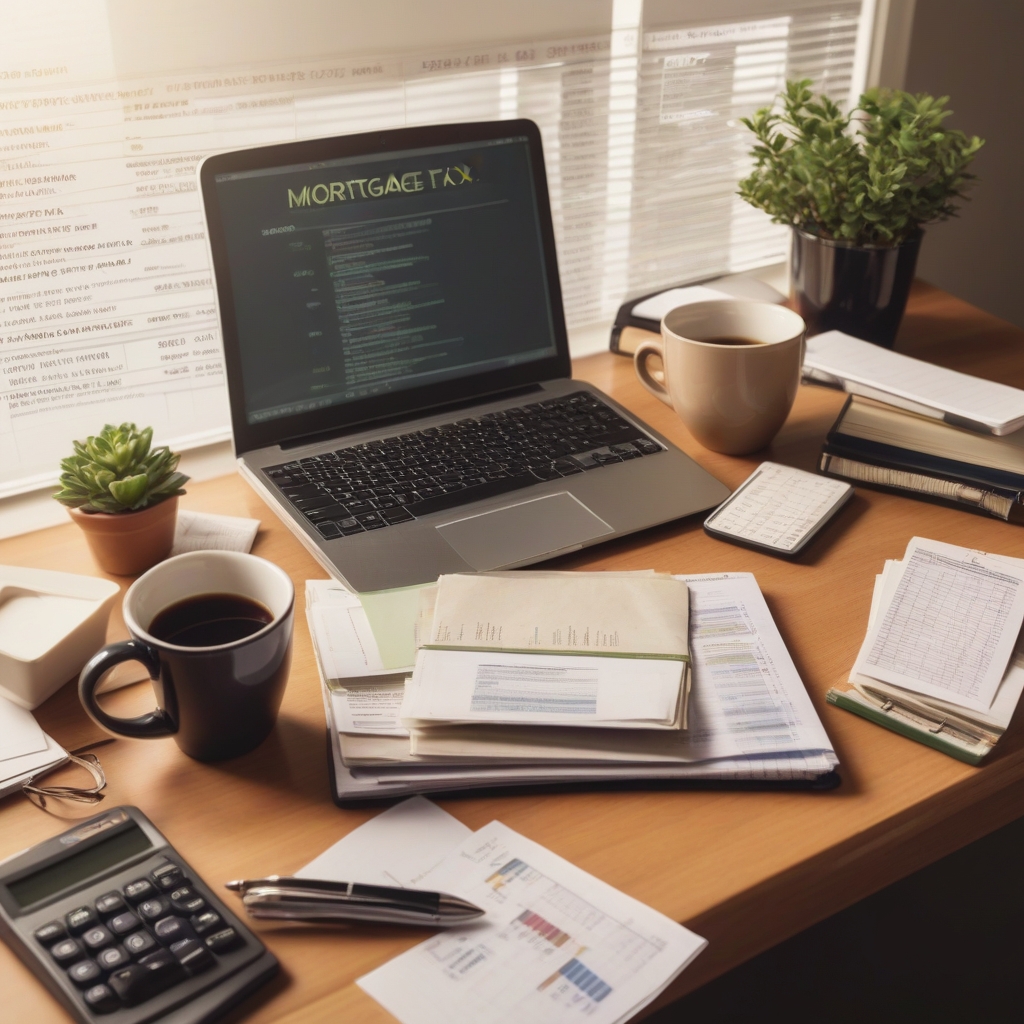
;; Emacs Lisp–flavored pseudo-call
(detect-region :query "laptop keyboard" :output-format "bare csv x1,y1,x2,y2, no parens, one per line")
263,391,665,539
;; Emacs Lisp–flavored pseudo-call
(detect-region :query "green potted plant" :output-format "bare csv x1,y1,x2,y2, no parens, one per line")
738,79,984,346
54,423,189,576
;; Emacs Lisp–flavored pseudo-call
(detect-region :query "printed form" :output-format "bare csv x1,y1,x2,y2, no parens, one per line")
358,820,706,1024
680,573,834,760
852,537,1024,713
851,558,1024,732
402,650,683,728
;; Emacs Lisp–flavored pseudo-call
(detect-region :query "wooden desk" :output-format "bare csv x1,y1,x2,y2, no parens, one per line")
4,282,1024,1023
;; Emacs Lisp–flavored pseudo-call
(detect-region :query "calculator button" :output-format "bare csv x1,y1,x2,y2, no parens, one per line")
153,916,196,946
204,927,242,953
123,930,158,959
67,958,102,987
34,920,67,946
81,926,113,952
65,905,98,935
95,891,127,917
190,911,222,936
170,937,215,975
122,878,156,903
96,945,131,972
108,952,185,1007
83,983,120,1014
50,938,84,966
169,886,207,916
138,897,171,922
108,911,141,936
150,861,186,891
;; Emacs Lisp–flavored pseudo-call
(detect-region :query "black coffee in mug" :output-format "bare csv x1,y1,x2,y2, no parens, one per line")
79,551,294,762
702,335,765,346
150,593,273,647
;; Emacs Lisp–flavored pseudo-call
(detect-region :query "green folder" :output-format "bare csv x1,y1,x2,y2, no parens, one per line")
827,687,989,766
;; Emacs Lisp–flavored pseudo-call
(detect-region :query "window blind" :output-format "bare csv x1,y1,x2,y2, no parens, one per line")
0,0,867,497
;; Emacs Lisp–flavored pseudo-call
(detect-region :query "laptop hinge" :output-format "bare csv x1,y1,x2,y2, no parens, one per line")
278,383,545,451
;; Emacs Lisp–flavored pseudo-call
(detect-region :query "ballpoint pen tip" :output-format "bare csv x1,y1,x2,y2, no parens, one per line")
224,879,244,891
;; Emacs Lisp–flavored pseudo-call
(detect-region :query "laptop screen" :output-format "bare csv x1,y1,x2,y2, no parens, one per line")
210,133,561,433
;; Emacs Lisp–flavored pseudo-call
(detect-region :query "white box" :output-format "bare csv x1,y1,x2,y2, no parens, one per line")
0,565,120,710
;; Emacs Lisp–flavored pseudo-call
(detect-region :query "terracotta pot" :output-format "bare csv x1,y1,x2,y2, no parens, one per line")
69,496,179,576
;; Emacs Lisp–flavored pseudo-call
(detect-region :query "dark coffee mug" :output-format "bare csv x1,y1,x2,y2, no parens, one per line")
79,551,294,762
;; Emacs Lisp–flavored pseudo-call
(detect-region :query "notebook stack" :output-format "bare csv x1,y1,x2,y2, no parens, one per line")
306,570,839,801
806,331,1024,522
828,537,1024,764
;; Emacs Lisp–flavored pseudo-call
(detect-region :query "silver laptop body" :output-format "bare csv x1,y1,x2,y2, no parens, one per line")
200,120,728,592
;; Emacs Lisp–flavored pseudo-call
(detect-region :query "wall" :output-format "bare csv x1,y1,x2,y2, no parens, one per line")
900,1,1024,329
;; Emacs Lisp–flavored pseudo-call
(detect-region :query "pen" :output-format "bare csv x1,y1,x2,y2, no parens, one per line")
224,875,485,926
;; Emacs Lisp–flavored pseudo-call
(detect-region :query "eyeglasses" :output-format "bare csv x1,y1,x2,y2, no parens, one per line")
22,742,110,812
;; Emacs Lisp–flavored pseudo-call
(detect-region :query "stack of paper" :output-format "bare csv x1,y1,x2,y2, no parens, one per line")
828,536,1024,763
404,572,691,733
307,572,839,800
0,695,67,800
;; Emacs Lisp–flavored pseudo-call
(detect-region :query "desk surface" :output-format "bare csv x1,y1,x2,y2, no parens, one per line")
4,282,1024,1023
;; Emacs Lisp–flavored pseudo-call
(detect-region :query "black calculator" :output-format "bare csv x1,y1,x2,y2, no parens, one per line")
0,806,277,1024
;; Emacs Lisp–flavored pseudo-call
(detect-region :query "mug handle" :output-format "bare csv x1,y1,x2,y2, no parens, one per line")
79,640,177,739
633,339,672,406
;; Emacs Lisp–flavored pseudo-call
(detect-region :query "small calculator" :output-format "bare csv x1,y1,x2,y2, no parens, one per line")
0,806,277,1024
703,462,854,558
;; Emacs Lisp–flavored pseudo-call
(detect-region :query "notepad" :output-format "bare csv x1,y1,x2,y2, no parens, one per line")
704,462,853,556
804,331,1024,435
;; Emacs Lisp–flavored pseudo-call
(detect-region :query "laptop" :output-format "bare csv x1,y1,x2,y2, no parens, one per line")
199,119,729,592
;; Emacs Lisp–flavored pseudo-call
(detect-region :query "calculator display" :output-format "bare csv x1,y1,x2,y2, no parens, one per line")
8,824,152,909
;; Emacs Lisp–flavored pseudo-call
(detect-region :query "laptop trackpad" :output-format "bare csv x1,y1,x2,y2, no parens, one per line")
436,492,613,571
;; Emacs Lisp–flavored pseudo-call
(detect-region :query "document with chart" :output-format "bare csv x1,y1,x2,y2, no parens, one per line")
357,820,706,1024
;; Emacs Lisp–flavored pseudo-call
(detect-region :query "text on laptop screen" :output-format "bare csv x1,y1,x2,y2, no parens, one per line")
213,137,558,425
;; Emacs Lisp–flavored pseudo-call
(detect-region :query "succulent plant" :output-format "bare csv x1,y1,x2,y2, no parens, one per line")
54,423,189,514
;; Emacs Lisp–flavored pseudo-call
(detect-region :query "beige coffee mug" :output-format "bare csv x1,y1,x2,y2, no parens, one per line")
634,300,806,455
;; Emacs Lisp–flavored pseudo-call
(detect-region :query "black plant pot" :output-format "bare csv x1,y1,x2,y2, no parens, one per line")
790,227,922,348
